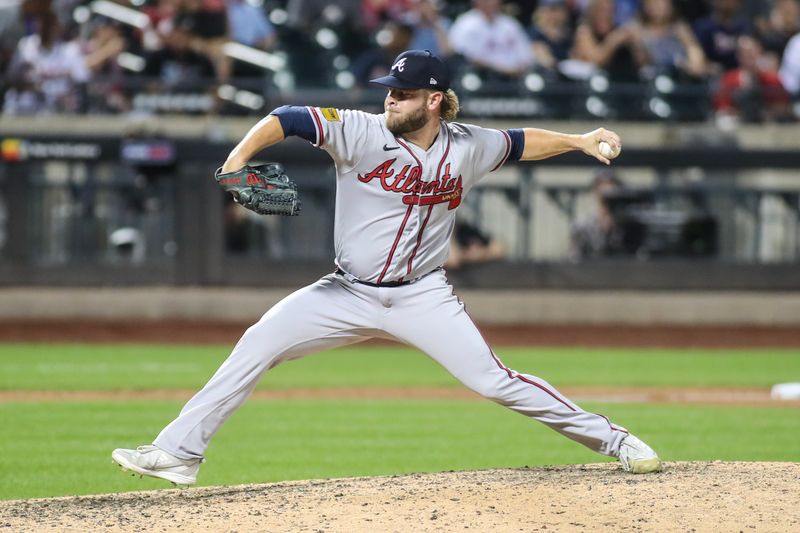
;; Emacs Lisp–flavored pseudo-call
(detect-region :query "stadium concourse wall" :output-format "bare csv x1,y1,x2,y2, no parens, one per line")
2,115,800,331
0,287,799,326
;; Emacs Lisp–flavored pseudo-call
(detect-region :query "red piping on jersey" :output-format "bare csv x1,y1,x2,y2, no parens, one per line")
378,204,413,283
462,304,628,435
406,205,433,276
308,107,324,147
490,130,512,172
376,137,423,283
394,137,423,169
434,130,451,180
405,130,451,276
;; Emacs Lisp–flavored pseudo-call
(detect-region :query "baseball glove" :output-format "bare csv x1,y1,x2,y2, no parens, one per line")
215,163,301,216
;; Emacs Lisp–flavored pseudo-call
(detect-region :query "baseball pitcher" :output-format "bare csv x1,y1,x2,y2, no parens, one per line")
113,49,661,485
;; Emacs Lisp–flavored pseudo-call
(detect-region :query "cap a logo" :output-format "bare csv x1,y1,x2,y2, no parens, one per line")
392,58,407,72
430,78,437,85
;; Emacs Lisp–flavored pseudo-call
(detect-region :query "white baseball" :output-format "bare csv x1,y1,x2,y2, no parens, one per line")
598,141,621,159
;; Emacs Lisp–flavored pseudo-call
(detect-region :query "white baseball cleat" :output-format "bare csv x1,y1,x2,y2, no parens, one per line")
112,445,202,485
618,434,662,474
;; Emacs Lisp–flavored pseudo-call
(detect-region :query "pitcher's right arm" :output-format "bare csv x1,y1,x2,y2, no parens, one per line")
221,115,286,173
222,105,366,175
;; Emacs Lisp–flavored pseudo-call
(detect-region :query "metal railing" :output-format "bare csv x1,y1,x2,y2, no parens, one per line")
2,135,800,289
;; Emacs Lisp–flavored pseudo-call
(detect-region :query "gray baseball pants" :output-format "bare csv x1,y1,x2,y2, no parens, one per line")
154,271,628,459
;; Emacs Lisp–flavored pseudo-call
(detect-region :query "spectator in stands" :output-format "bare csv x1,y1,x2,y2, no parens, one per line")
571,0,640,81
175,0,230,82
1,0,54,81
362,0,411,32
285,0,364,32
672,0,710,23
529,0,574,74
692,0,750,73
351,21,414,87
613,0,641,25
448,0,534,79
553,0,584,27
570,167,624,260
755,0,800,70
715,35,791,122
505,0,535,27
742,0,773,24
780,29,800,96
629,0,706,79
141,0,180,53
226,0,275,51
445,218,505,269
403,0,453,58
82,16,128,112
2,7,89,114
142,22,215,91
226,0,276,78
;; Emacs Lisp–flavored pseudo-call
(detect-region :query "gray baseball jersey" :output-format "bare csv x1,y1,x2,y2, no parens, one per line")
153,107,630,465
308,107,512,283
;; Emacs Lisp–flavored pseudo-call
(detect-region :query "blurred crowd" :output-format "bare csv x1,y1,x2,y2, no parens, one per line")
1,0,800,121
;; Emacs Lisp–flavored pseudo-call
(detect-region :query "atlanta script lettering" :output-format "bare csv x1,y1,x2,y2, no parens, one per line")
357,159,462,209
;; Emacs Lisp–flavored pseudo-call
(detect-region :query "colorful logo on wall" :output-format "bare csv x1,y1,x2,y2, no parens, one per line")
0,139,101,161
1,138,24,162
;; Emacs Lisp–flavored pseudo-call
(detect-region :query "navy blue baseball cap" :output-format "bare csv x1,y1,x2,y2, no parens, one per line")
370,49,450,92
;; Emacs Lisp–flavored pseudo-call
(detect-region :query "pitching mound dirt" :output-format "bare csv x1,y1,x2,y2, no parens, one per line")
2,462,798,532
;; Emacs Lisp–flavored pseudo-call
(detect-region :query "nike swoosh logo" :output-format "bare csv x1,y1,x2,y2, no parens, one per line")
383,144,400,151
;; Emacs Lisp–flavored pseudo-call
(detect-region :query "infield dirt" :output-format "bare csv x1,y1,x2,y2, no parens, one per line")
1,462,798,532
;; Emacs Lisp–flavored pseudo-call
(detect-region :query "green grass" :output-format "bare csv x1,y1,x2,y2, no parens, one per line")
1,344,799,390
0,343,798,500
1,399,797,500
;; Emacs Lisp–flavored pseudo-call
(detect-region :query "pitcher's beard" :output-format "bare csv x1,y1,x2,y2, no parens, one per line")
386,107,429,135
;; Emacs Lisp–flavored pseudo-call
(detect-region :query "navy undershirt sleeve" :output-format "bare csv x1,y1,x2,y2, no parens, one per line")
270,105,317,143
506,128,525,161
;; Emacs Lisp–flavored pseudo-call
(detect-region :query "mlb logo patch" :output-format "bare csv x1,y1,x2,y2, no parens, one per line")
320,108,340,122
